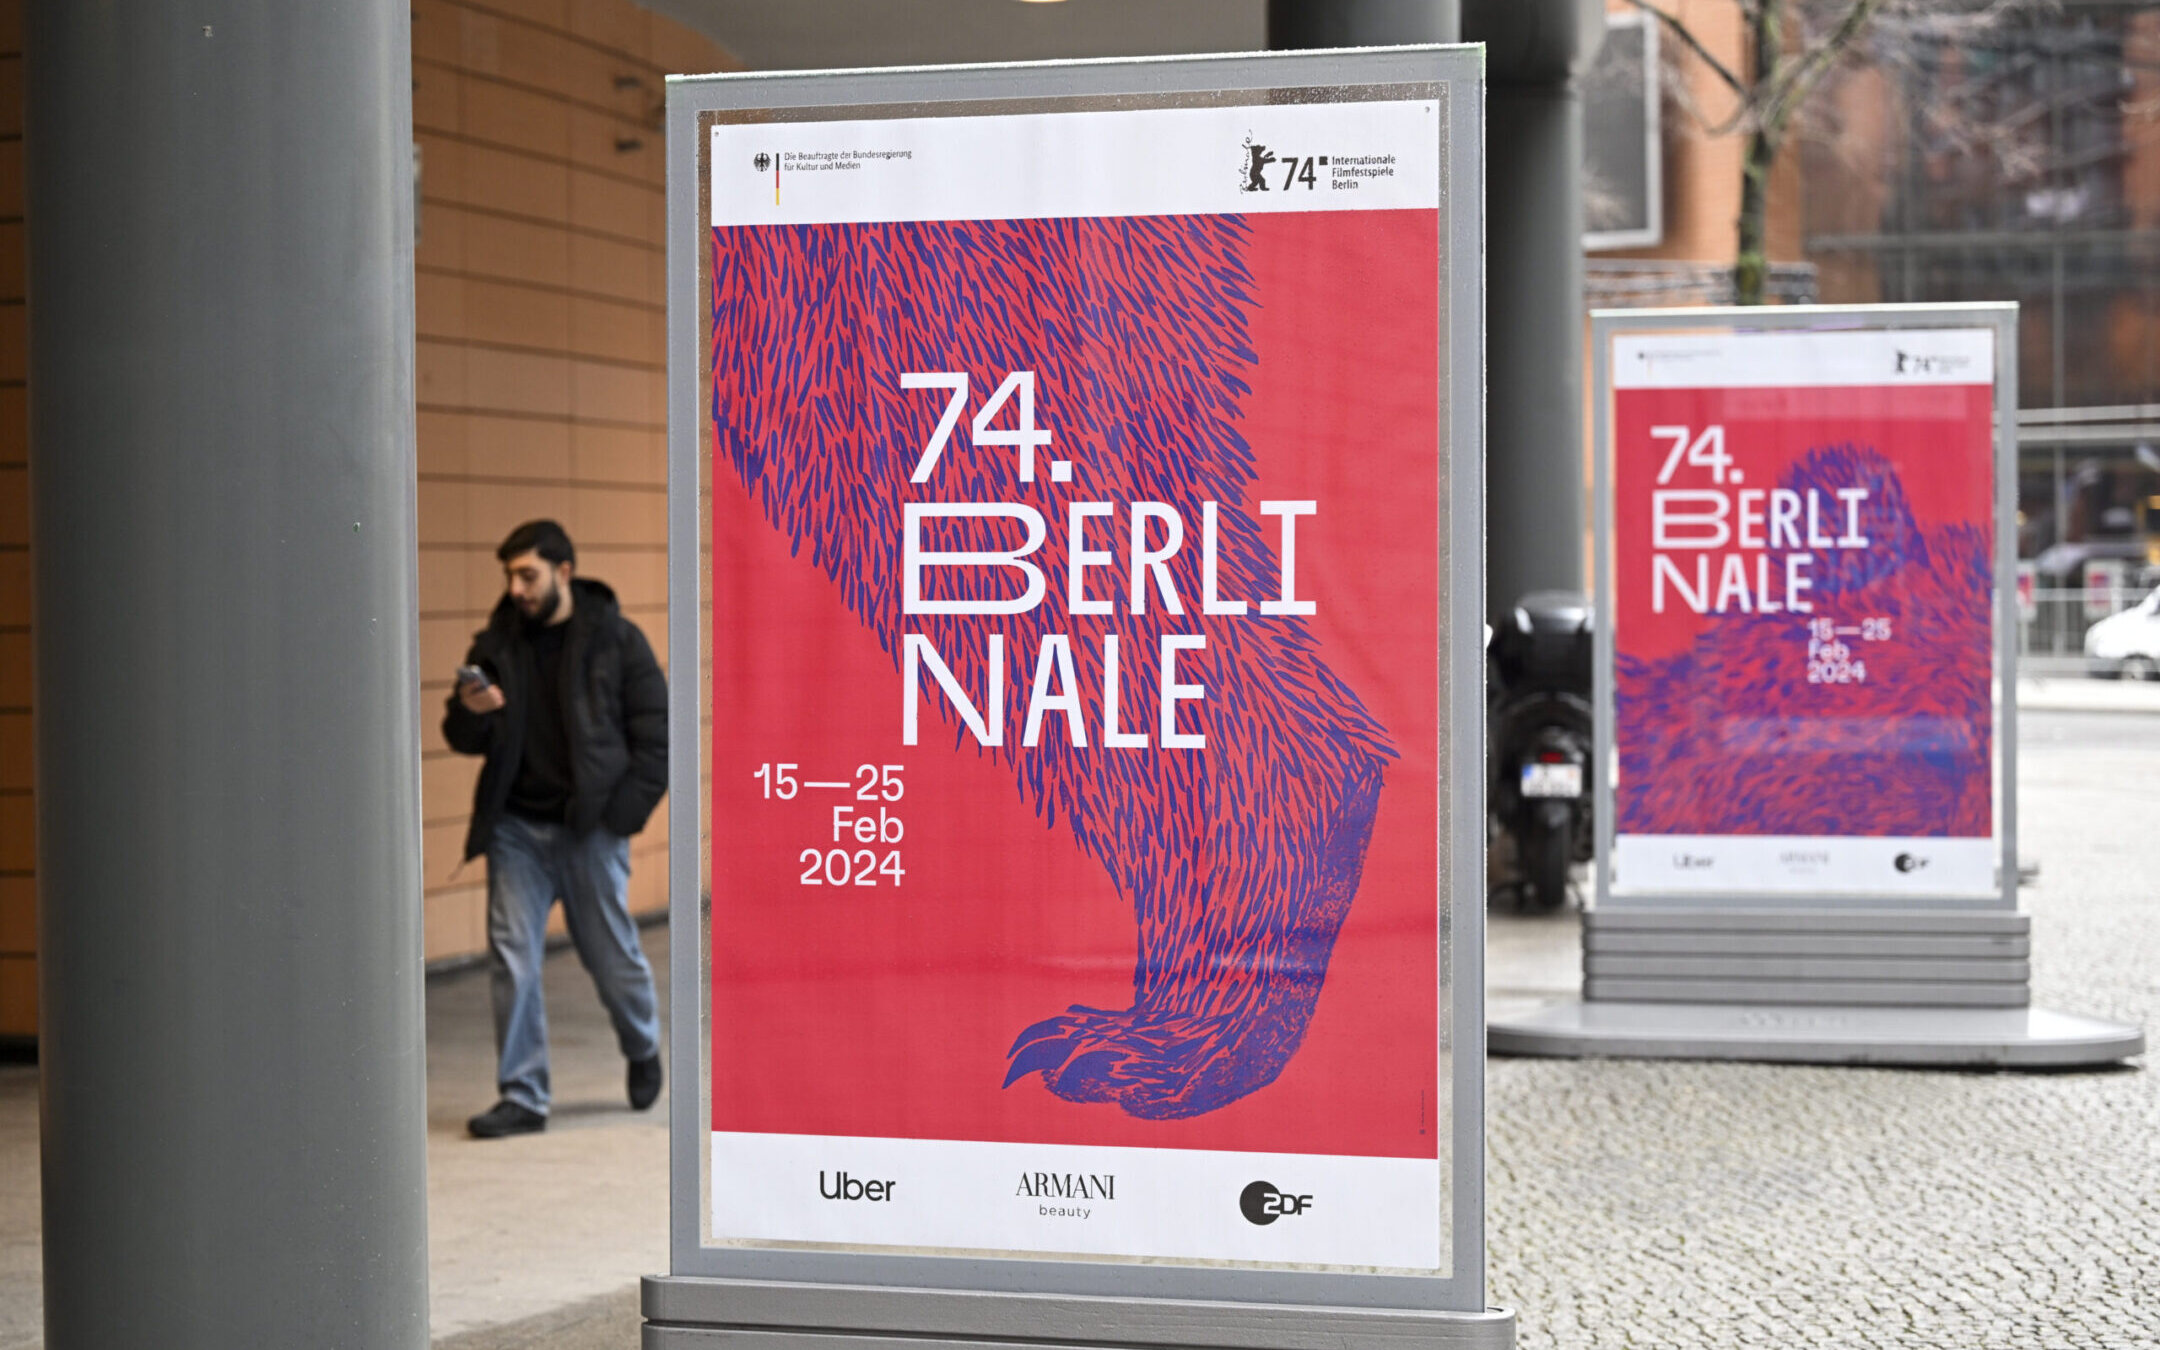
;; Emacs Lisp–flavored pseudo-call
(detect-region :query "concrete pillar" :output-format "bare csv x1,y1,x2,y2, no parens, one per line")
1274,0,1604,619
27,5,429,1347
1464,0,1605,616
1267,0,1459,48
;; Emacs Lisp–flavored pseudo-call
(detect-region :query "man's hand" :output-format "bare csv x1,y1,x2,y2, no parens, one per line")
459,681,506,715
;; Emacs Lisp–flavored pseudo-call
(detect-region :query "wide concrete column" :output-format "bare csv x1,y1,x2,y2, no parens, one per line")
28,6,429,1348
1464,0,1605,616
1267,0,1459,48
1274,0,1603,619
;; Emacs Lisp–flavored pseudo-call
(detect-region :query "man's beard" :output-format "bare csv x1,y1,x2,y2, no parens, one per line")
520,584,561,625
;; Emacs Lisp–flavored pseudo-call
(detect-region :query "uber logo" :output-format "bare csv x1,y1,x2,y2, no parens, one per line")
819,1171,895,1202
1239,1180,1313,1225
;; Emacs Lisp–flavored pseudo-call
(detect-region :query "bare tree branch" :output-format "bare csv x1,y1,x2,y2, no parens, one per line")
1810,0,2068,185
1760,0,1889,143
1625,0,1748,97
1628,0,2067,303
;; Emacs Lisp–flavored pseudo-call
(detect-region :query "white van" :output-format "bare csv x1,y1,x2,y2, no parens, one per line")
2084,587,2160,680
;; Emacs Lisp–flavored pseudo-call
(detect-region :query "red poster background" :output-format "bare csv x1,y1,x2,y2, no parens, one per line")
1611,381,1996,839
709,210,1441,1159
1614,385,1994,661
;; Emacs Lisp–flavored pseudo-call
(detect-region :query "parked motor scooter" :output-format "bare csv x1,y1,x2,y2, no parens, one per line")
1489,591,1594,912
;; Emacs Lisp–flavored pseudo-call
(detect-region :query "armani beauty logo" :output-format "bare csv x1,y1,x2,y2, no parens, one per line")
1014,1172,1115,1201
1018,1171,1114,1220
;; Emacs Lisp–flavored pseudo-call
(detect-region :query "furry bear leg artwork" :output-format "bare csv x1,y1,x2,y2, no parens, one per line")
709,215,1398,1120
1617,443,1993,839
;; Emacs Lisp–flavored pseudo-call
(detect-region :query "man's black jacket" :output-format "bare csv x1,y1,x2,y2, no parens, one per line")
442,577,667,861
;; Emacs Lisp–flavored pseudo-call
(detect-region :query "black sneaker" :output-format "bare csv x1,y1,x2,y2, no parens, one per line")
628,1053,663,1111
468,1100,546,1139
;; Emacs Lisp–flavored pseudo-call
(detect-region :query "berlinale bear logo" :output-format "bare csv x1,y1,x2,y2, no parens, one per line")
709,211,1393,1121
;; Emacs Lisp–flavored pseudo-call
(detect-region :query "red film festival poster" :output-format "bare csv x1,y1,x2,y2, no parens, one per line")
1610,328,2000,898
701,97,1448,1270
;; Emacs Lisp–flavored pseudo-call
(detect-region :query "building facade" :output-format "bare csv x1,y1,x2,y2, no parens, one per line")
1805,3,2160,634
0,0,740,1038
10,2,2147,1040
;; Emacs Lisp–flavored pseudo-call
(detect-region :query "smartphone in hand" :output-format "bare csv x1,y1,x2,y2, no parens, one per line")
455,663,505,715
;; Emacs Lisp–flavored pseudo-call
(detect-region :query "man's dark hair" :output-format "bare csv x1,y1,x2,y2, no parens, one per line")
498,519,575,568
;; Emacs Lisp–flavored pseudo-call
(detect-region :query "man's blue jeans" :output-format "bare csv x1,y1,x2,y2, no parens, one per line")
486,813,661,1115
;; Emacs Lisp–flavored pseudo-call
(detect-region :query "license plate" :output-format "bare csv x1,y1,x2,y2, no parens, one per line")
1521,763,1582,798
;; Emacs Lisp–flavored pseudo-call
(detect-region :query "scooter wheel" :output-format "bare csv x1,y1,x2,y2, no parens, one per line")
1521,817,1572,913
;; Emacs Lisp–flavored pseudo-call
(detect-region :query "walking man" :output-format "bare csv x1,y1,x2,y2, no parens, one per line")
444,520,668,1138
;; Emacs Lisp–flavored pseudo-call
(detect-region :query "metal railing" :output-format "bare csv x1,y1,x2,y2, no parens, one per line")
2018,584,2152,673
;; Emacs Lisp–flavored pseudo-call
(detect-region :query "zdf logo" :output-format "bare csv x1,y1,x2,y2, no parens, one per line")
1240,1180,1313,1225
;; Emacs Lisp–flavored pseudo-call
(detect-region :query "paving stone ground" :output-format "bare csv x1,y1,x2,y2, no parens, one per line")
0,709,2147,1347
1487,708,2160,1349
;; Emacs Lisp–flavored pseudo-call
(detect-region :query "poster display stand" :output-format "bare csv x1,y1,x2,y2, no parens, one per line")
1491,304,2143,1067
652,48,1510,1348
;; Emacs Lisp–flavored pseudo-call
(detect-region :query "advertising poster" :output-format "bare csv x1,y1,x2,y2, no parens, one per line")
700,94,1451,1271
1608,327,2000,898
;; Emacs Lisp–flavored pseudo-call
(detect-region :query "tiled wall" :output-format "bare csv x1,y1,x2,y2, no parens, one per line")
0,1,735,1031
412,0,735,960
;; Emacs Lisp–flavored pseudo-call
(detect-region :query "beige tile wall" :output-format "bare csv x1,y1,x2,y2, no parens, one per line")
0,0,736,1036
414,0,735,961
0,0,739,1032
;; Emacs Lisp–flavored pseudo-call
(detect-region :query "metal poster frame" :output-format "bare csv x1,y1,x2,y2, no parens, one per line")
660,47,1494,1326
1589,303,2020,913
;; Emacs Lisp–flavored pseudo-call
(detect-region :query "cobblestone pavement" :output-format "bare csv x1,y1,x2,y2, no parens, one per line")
1488,709,2160,1349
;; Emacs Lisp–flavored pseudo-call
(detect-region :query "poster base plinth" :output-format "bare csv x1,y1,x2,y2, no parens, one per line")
642,1277,1516,1350
1489,1000,2143,1067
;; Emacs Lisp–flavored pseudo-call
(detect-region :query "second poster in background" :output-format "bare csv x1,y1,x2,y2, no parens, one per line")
1607,325,2002,898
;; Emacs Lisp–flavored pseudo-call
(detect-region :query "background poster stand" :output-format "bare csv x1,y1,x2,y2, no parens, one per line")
1493,304,2142,1067
654,50,1510,1349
